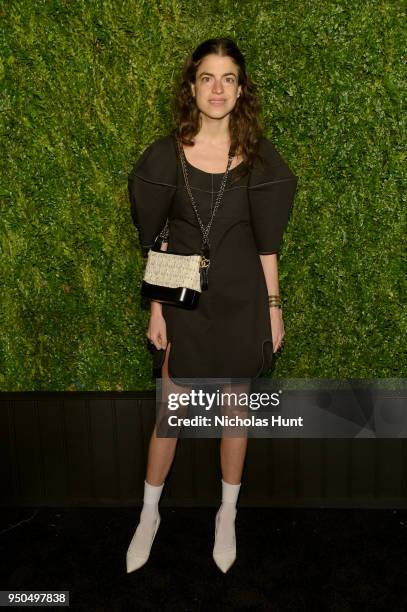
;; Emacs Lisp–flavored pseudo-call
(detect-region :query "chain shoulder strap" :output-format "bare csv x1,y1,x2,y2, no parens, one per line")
156,137,235,290
158,138,234,247
158,137,235,246
176,138,234,251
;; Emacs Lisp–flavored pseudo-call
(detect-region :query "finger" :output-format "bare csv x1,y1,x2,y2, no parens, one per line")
156,335,165,350
149,336,159,349
273,339,283,353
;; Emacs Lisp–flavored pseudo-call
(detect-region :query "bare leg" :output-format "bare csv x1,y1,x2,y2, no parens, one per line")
220,381,249,483
126,342,187,573
145,341,183,485
220,436,248,484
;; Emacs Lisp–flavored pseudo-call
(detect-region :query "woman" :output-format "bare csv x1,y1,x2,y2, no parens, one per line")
126,38,298,574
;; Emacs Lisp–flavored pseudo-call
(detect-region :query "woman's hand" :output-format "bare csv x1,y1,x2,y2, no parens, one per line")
147,306,167,350
270,307,285,353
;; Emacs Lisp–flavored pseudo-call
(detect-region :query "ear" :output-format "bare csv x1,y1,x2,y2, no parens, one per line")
238,84,242,97
190,82,195,98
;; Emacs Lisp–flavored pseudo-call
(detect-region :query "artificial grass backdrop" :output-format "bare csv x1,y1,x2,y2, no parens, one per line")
1,1,405,390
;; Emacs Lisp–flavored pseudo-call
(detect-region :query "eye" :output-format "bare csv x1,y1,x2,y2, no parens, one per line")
226,77,235,83
201,76,210,82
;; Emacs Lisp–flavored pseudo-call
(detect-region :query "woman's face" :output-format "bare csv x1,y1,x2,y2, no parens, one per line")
191,53,242,120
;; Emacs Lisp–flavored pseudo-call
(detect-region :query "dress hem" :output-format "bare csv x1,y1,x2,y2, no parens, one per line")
155,337,274,384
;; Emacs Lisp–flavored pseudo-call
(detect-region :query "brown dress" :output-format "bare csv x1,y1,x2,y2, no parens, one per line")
128,133,298,380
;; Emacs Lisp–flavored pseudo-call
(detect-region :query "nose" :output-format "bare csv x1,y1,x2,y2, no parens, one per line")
212,78,224,94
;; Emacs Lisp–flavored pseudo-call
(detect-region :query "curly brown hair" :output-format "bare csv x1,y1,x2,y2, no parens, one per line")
170,38,265,183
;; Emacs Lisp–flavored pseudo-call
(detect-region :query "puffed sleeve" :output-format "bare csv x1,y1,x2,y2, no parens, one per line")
128,135,177,249
248,137,298,254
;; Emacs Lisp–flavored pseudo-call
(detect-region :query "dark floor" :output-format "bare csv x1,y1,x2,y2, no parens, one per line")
1,506,407,611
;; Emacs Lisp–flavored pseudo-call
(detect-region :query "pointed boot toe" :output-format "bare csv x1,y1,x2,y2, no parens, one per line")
126,514,161,573
213,549,236,573
126,551,149,573
213,509,236,574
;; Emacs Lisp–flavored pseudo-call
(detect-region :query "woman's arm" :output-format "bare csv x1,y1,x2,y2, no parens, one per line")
259,253,285,353
148,242,168,350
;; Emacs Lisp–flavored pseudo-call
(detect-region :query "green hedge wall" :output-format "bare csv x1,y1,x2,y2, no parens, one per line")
1,0,405,390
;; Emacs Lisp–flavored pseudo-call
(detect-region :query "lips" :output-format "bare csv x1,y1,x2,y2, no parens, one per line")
209,99,225,105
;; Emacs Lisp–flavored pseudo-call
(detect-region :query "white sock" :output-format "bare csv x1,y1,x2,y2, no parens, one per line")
215,479,241,548
222,478,241,505
139,479,165,525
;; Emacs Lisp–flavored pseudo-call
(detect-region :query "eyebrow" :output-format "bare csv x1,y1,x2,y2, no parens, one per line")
198,71,237,78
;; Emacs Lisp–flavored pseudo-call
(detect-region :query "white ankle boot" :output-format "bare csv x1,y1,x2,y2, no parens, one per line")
126,479,164,573
213,479,241,573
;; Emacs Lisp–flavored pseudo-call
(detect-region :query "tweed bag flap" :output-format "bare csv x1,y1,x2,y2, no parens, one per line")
143,250,202,292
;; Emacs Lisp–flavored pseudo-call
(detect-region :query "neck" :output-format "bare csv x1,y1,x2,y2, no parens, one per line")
195,113,231,146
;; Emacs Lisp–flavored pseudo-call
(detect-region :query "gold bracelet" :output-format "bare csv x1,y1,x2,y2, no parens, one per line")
268,293,282,310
